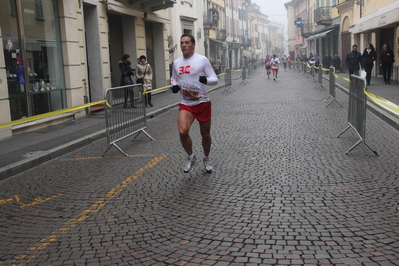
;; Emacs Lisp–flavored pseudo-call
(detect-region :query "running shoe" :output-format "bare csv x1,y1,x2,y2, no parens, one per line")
183,155,196,173
203,158,213,173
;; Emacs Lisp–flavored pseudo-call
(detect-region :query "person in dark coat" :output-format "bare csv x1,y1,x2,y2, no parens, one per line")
119,54,135,108
379,43,395,84
322,53,332,74
333,53,341,72
345,44,364,79
309,54,320,73
362,44,377,85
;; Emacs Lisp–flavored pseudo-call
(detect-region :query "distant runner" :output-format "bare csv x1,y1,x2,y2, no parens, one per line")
270,54,280,81
265,55,272,79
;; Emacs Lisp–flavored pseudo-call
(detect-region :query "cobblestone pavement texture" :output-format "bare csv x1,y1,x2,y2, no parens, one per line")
1,67,399,266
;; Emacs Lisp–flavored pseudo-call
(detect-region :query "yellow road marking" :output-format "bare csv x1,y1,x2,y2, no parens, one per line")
0,195,20,204
58,154,158,161
12,155,167,266
18,194,63,210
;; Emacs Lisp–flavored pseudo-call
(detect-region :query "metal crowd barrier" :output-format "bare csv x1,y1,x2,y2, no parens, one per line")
102,84,154,156
309,64,316,82
323,67,342,107
336,75,378,155
239,67,249,85
222,69,235,93
313,66,326,90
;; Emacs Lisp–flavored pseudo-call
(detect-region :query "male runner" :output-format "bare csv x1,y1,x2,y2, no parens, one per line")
264,55,272,79
270,54,280,81
171,34,218,173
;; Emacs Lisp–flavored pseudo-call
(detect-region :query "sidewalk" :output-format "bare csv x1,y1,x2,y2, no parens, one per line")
0,69,398,181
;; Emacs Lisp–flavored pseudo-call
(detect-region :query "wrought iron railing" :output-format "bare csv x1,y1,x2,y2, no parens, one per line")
314,7,331,22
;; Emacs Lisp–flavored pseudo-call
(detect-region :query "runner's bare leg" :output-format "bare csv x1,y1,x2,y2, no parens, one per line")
199,119,212,157
178,110,195,155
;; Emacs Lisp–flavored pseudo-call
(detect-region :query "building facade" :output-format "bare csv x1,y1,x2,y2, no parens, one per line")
286,0,399,76
0,0,285,140
1,0,174,139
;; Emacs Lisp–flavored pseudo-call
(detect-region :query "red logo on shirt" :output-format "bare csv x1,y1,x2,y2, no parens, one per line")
179,65,195,75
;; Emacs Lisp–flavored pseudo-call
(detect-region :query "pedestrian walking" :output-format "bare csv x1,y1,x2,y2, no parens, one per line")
287,56,291,69
171,33,218,173
333,53,341,73
362,44,377,85
296,55,301,69
379,43,395,85
270,54,280,81
322,53,332,74
309,54,320,73
282,55,288,71
345,44,364,78
136,55,153,107
119,54,135,108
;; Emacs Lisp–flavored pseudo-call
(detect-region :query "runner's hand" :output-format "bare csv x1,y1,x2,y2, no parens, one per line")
199,76,207,84
172,85,180,93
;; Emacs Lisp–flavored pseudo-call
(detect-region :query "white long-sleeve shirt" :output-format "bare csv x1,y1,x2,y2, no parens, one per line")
171,53,218,106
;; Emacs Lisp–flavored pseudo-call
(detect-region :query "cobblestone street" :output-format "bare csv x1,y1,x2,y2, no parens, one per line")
1,68,399,266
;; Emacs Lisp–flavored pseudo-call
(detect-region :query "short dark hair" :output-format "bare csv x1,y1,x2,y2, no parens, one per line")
181,33,195,44
352,44,358,48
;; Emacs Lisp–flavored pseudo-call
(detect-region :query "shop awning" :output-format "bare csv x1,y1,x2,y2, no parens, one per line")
107,1,144,17
351,0,399,33
209,38,225,44
306,29,333,41
306,35,315,41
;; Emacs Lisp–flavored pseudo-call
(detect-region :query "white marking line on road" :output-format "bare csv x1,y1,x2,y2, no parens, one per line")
12,155,167,266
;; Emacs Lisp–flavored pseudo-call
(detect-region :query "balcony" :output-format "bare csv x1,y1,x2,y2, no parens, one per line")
314,7,332,25
129,0,176,12
217,29,226,41
203,11,218,30
241,37,252,47
300,23,314,38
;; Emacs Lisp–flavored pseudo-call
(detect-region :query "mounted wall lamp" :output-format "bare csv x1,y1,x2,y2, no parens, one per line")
198,28,202,39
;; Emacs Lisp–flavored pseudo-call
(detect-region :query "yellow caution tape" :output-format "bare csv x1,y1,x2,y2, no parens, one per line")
321,67,330,71
142,85,172,94
364,89,399,117
333,72,351,82
0,100,109,129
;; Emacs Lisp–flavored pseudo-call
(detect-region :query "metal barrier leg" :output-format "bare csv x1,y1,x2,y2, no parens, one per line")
336,124,378,155
222,69,236,94
239,67,249,85
324,96,343,107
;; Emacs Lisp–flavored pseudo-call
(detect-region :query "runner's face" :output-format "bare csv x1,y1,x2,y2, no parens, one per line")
180,36,195,58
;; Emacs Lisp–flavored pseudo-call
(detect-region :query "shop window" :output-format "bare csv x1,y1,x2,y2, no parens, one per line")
3,0,66,120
